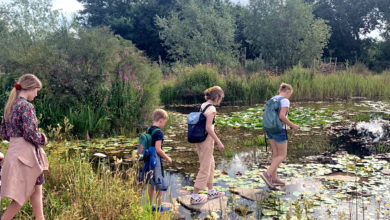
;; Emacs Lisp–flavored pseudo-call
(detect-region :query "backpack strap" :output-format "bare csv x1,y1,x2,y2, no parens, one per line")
201,104,215,124
147,127,161,147
274,96,285,111
201,104,213,113
148,127,161,136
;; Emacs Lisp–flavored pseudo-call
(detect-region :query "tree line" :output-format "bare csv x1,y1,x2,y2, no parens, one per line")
77,0,390,71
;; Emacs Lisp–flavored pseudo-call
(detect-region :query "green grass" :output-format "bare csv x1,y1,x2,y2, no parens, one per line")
0,140,172,220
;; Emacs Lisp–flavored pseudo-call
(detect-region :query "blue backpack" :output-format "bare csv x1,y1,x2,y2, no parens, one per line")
187,104,213,143
263,97,285,134
138,127,160,182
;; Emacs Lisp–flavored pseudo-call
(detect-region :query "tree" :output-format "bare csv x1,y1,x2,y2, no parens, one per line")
77,0,177,60
244,0,330,69
307,0,388,62
156,0,238,67
0,0,63,40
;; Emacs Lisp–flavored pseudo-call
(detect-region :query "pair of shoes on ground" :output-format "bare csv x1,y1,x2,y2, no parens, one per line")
261,172,286,189
152,204,171,212
190,191,225,205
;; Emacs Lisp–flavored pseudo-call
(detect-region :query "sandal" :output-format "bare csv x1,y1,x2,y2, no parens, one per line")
190,195,208,205
272,178,286,186
152,204,171,212
261,172,275,189
207,190,224,200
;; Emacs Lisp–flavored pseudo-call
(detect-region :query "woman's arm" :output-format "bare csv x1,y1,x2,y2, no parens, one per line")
22,103,47,147
0,118,9,141
205,112,224,151
279,107,299,130
155,140,172,163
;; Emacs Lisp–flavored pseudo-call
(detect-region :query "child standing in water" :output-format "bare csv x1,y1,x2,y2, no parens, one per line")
146,109,172,212
191,86,225,204
261,83,299,188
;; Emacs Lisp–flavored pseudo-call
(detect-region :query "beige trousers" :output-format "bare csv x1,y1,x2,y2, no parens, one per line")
194,135,215,190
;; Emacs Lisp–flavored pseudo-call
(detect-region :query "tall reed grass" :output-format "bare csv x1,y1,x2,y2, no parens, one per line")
161,64,390,105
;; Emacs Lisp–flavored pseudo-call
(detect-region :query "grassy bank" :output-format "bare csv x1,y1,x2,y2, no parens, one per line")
161,64,390,105
0,140,170,220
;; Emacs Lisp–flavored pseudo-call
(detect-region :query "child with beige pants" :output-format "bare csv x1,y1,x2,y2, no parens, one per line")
191,86,225,205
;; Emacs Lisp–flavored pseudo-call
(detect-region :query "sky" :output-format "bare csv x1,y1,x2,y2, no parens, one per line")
51,0,83,15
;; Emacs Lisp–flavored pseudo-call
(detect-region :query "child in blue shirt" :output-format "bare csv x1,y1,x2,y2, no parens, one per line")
146,109,172,212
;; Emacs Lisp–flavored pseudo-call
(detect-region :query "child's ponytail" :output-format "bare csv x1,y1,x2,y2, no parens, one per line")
3,74,42,121
4,88,19,121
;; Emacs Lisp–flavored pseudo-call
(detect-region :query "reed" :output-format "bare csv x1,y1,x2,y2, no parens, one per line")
161,65,390,105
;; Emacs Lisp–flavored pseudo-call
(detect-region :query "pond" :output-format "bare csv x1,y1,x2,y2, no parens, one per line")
85,100,390,219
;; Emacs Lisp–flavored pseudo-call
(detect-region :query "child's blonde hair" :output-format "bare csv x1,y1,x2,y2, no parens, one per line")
278,83,293,93
152,109,168,122
4,74,42,121
204,86,224,104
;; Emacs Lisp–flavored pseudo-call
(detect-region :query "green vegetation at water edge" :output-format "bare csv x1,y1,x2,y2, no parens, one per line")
215,105,343,131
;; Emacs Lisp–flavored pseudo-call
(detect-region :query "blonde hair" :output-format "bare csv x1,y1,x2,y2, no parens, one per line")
152,109,168,122
278,83,293,93
4,74,42,121
204,86,224,104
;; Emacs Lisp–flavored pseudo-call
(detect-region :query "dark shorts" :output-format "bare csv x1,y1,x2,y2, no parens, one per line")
266,130,287,143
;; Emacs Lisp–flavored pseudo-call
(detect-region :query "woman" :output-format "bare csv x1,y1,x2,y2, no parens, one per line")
261,83,299,188
191,86,225,204
1,74,48,220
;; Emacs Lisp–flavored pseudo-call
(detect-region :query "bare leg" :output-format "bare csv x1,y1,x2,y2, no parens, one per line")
266,141,287,179
30,185,45,220
148,185,155,205
156,191,163,207
193,180,213,194
193,187,200,194
269,139,279,179
207,182,213,190
1,200,23,220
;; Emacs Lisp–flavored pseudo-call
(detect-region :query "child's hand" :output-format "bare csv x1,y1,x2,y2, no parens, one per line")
291,124,300,131
0,152,4,162
166,156,172,164
217,141,225,152
42,134,48,145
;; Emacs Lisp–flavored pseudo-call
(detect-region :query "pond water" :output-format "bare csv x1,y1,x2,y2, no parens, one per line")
87,100,390,219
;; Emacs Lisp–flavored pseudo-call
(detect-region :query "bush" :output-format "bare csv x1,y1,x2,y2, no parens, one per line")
161,64,224,104
0,27,161,138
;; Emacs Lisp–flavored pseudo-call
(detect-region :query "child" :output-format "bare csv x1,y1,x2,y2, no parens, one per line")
0,74,48,220
261,83,299,188
191,86,225,205
146,109,172,212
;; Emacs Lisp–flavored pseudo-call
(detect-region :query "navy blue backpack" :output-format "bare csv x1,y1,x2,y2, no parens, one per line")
187,104,213,143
